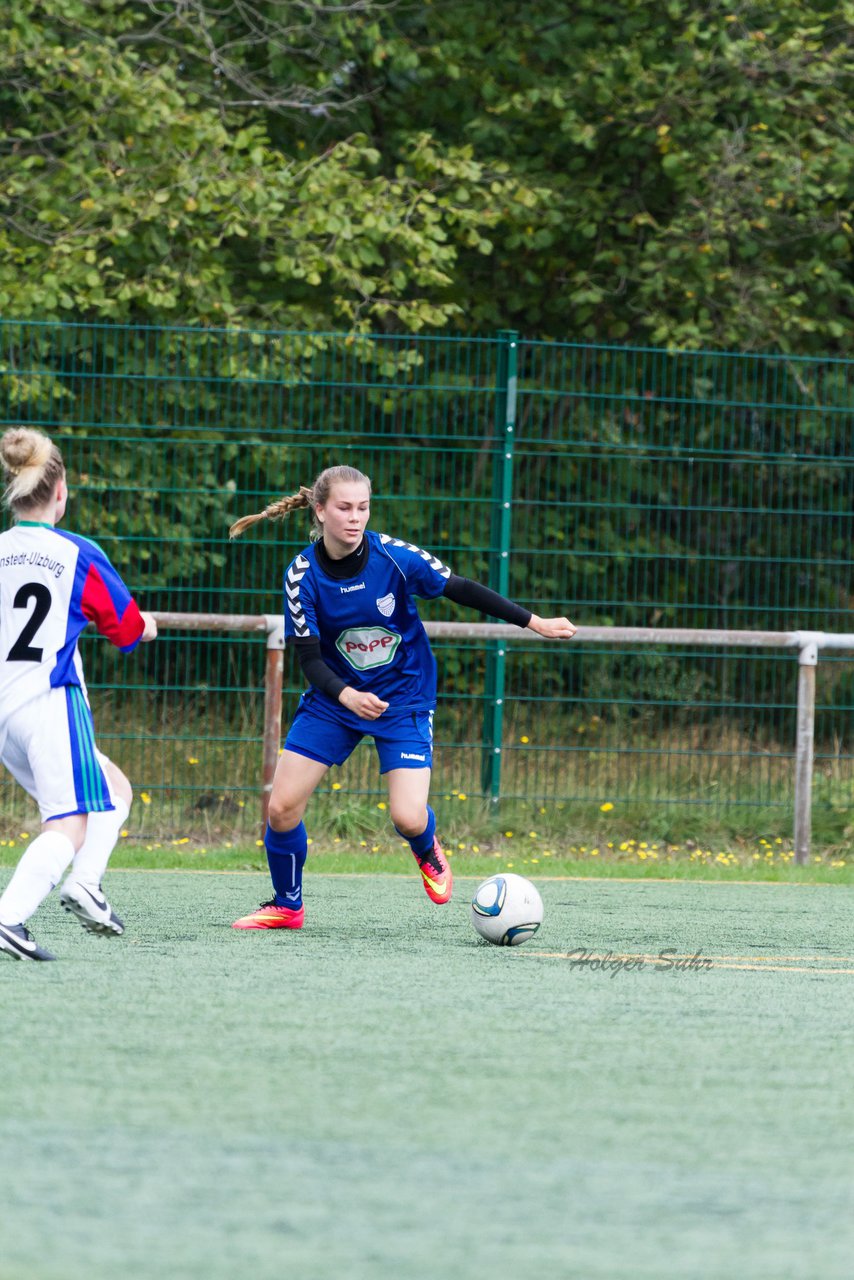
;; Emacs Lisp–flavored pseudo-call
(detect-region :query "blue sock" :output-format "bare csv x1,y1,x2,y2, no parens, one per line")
265,821,308,909
395,806,435,859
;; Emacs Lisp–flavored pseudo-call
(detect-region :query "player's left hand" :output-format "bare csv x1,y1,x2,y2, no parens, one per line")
526,614,577,640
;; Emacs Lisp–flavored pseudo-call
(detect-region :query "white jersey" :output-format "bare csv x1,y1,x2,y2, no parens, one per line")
0,521,144,725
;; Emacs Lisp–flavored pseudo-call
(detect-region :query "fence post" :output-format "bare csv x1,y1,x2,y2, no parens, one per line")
262,615,285,828
793,637,817,865
481,330,518,801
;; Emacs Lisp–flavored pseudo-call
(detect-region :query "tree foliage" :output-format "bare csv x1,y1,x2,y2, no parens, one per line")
1,0,851,349
0,0,527,332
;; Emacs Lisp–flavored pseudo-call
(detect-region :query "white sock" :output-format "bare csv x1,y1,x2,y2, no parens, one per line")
64,799,130,893
0,830,76,926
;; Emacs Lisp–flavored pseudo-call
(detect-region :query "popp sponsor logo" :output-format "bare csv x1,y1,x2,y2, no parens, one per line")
335,626,401,670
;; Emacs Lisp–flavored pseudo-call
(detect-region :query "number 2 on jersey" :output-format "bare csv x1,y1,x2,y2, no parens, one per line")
8,582,52,661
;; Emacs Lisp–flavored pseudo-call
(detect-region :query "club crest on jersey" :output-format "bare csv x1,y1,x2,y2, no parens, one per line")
336,626,401,670
376,592,395,618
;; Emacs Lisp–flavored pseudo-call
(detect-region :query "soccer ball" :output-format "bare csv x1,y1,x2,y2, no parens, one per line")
470,873,544,946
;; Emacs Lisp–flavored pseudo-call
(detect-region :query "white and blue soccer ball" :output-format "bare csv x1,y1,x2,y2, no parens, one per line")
470,873,544,946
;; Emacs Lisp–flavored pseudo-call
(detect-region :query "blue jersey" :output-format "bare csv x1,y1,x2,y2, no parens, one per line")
284,532,451,711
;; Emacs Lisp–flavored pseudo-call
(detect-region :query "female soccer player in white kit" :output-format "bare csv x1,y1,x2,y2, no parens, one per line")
0,428,157,961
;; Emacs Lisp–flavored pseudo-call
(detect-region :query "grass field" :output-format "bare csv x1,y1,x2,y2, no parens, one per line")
2,867,853,1279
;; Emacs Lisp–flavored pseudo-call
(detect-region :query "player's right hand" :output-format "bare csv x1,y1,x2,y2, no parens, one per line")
340,688,389,720
140,611,158,642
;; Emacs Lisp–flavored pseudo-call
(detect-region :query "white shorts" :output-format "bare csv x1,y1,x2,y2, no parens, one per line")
0,685,115,821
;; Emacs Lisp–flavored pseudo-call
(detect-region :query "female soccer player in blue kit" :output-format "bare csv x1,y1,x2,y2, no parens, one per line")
0,427,157,961
229,466,576,930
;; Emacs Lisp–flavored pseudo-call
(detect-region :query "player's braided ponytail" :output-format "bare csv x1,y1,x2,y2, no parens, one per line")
0,426,65,511
229,466,371,540
228,487,314,539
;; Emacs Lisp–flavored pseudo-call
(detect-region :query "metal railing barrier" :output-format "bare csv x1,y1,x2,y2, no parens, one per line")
150,614,854,863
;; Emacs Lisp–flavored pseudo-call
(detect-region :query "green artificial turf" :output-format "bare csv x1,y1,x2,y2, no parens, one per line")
2,871,853,1279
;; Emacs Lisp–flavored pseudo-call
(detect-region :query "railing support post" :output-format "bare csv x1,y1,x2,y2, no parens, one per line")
262,615,285,828
481,329,518,802
793,637,817,865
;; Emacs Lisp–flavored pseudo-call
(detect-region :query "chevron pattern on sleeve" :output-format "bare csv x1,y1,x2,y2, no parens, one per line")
285,553,311,636
379,534,451,579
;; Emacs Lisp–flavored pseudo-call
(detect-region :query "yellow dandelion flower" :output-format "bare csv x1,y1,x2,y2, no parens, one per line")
187,757,199,765
520,736,529,744
458,792,468,801
377,802,387,811
332,782,342,791
141,792,152,805
600,802,614,812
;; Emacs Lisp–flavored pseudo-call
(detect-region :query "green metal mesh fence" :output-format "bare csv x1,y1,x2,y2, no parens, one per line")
0,319,851,841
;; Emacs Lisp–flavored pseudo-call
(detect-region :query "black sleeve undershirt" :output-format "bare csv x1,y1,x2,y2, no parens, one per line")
287,572,532,703
442,574,533,628
289,636,348,702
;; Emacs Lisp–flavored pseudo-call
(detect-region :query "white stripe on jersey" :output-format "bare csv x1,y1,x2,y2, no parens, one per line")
285,553,311,637
379,534,451,580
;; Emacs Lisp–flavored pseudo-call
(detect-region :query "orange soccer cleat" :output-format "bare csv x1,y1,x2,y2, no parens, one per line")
232,900,305,930
414,836,453,904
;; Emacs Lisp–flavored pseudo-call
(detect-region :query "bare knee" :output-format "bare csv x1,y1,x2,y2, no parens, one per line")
268,795,306,832
390,802,428,838
44,812,87,853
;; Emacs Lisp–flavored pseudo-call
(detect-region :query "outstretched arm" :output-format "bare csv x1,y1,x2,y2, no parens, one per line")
442,575,576,639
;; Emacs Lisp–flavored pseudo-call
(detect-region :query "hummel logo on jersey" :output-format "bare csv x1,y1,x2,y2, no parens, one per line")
340,582,366,594
401,752,426,761
376,592,395,617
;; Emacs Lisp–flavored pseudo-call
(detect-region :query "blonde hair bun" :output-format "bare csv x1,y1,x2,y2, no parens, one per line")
1,426,65,510
0,427,53,475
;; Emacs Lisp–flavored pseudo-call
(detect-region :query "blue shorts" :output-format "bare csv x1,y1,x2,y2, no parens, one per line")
285,691,434,773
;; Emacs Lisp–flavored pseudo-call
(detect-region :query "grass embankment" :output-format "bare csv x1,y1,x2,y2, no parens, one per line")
1,834,849,884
